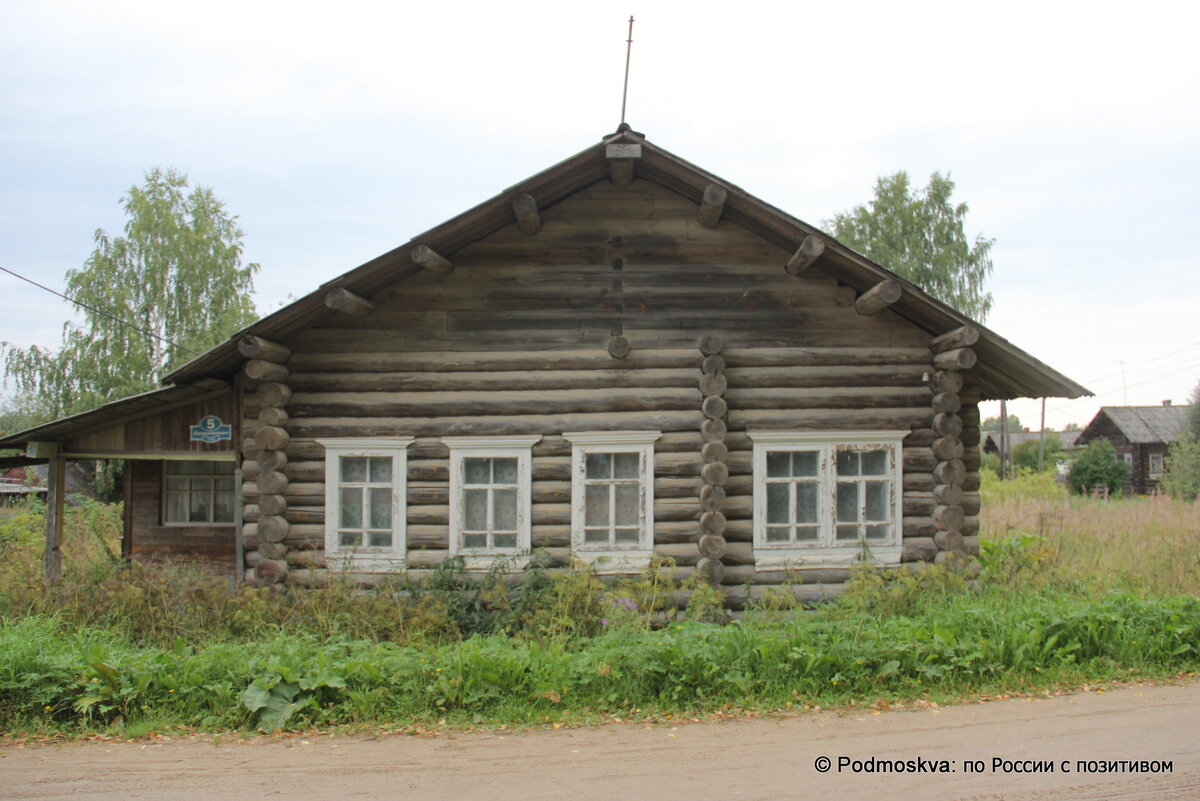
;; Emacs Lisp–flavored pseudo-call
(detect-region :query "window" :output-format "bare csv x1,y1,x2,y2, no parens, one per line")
563,431,660,572
318,438,413,571
1149,452,1165,478
163,460,235,524
444,436,540,568
749,431,905,569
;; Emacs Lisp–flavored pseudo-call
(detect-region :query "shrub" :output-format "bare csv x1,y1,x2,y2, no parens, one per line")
1067,439,1130,495
1162,433,1200,502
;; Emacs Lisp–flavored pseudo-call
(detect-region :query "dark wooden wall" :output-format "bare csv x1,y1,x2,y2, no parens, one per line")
66,393,237,457
124,460,237,574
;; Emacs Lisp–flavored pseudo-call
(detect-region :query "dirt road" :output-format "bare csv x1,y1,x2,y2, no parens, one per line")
3,682,1196,801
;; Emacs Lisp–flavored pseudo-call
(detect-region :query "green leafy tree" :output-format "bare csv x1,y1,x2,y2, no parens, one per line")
1067,439,1130,496
1162,434,1200,502
1186,379,1200,440
2,168,259,417
981,414,1022,432
1013,435,1065,473
828,171,994,319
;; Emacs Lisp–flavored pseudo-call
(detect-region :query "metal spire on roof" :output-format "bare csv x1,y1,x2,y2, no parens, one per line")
620,16,635,126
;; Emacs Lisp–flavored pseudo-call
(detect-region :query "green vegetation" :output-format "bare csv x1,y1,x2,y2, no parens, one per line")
1163,379,1200,501
1067,439,1130,495
1,484,1198,738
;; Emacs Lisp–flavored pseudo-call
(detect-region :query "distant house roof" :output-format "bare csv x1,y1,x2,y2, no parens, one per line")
1079,405,1192,445
983,430,1081,453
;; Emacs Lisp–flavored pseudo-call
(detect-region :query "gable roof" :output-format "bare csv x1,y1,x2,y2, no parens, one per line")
1081,405,1192,445
161,127,1089,402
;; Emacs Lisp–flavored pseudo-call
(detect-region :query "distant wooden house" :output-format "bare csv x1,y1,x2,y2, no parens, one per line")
0,128,1089,607
1075,403,1192,494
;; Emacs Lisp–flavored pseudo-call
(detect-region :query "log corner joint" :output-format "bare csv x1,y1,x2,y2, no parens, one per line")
784,234,826,276
324,287,375,317
411,244,453,275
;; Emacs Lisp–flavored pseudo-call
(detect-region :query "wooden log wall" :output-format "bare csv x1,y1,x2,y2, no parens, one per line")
926,327,980,567
254,180,943,591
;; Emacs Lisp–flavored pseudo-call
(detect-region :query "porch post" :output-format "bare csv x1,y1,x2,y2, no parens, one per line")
44,455,66,585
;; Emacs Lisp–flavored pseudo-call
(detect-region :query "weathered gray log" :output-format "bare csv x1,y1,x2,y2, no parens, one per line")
259,494,288,517
700,462,729,486
929,370,964,394
931,436,964,461
695,557,725,585
960,424,981,447
324,288,375,317
698,333,724,356
932,348,977,370
701,441,728,464
697,533,727,559
698,184,727,229
253,559,288,586
855,279,902,315
931,392,962,414
701,418,727,442
701,354,725,375
257,449,288,473
933,530,965,552
933,460,966,486
962,473,980,492
256,382,292,409
699,511,727,537
784,234,826,276
833,285,857,307
930,326,980,353
411,244,453,275
607,335,631,359
959,385,982,405
255,425,290,453
904,472,935,492
259,407,289,428
511,193,542,235
257,470,289,495
699,372,727,396
932,505,965,532
259,514,291,543
244,359,290,383
289,387,701,418
733,407,933,431
238,336,291,364
701,395,727,420
961,446,981,471
932,412,963,438
932,484,963,507
609,157,635,187
258,540,289,560
699,483,726,512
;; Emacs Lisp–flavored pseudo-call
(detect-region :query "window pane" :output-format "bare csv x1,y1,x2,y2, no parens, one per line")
584,528,609,544
865,481,888,521
585,452,611,479
341,456,367,483
340,487,362,528
165,491,186,522
189,490,210,522
795,525,819,542
795,482,819,523
493,458,518,484
369,487,392,529
464,489,488,530
613,452,639,479
765,526,790,543
836,524,859,541
213,491,233,523
837,482,860,521
585,484,609,526
766,483,790,524
213,461,235,475
165,478,187,491
369,456,392,483
176,461,205,475
494,533,518,549
836,451,858,476
865,524,890,540
339,531,362,547
464,458,490,485
463,533,486,548
766,452,790,477
368,530,393,547
861,450,887,475
493,488,518,530
214,478,234,492
792,451,818,477
614,527,639,543
614,484,639,526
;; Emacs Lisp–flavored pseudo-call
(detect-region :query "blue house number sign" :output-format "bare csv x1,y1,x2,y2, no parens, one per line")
190,415,232,443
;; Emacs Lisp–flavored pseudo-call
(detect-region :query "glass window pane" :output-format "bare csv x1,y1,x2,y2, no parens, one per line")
341,456,367,483
213,491,233,523
837,482,860,522
493,533,517,549
493,489,518,530
795,525,819,542
368,530,393,548
836,451,859,476
369,456,392,483
795,482,819,523
792,451,818,477
614,484,639,526
613,452,639,479
165,491,186,522
585,484,609,526
766,452,790,477
464,489,488,530
836,524,859,541
585,452,611,479
766,483,790,524
213,478,234,492
464,458,490,485
614,527,639,543
189,491,210,522
493,458,518,484
866,524,890,540
765,526,790,543
213,462,235,475
339,531,362,547
176,461,204,475
463,533,486,548
369,487,392,529
165,478,187,491
584,528,609,544
865,481,888,521
340,487,362,528
861,450,887,475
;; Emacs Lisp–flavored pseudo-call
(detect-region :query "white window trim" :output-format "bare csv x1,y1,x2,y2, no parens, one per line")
161,459,237,527
444,435,541,570
563,430,661,573
1149,452,1165,478
317,437,414,572
748,430,905,570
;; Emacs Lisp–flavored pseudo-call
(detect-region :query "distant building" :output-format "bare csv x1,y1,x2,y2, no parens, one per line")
1075,403,1192,494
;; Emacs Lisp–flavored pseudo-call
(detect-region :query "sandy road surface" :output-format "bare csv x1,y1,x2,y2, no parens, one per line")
2,682,1196,801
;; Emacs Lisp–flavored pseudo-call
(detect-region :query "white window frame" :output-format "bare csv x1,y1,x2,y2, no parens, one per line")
748,430,905,570
1148,452,1165,478
162,459,237,526
563,430,660,573
444,435,541,570
317,437,413,572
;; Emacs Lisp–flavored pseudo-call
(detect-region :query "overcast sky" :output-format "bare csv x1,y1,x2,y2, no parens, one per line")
2,0,1197,430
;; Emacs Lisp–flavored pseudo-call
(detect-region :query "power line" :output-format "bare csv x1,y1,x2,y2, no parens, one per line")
0,265,200,356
